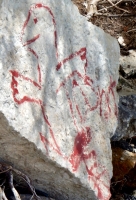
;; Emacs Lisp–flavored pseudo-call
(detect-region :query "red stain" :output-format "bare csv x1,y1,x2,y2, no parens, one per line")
69,127,92,171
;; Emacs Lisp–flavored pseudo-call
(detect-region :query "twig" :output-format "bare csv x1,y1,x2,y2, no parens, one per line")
98,0,123,11
106,0,130,13
99,0,134,4
0,187,3,200
8,171,21,200
0,168,11,174
2,191,8,200
95,13,136,17
0,162,41,200
127,28,136,32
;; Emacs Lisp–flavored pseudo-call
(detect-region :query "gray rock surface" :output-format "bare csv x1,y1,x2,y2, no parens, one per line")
0,0,120,199
117,50,136,96
112,95,136,141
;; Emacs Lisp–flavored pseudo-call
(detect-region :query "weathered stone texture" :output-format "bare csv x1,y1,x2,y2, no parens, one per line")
117,50,136,96
0,0,120,199
112,95,136,141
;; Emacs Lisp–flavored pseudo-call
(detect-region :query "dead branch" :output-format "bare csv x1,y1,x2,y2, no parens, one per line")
8,171,21,200
0,187,8,200
0,162,41,200
12,168,41,200
127,29,136,32
98,0,123,11
106,0,130,13
98,0,135,4
2,191,8,200
0,187,3,199
95,13,136,17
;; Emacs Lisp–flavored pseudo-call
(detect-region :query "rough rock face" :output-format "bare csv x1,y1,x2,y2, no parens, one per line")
0,0,120,199
117,50,136,96
112,95,136,141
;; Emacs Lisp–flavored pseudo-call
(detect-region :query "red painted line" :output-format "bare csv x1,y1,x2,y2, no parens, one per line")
10,70,41,89
39,132,62,156
37,64,41,84
56,48,86,71
27,47,38,59
23,34,40,47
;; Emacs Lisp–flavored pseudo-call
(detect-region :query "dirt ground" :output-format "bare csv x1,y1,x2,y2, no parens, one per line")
72,0,136,55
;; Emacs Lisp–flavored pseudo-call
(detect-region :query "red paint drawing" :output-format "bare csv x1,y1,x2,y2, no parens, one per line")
9,3,117,200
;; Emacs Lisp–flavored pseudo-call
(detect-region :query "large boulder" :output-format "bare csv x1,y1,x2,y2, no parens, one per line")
0,0,120,199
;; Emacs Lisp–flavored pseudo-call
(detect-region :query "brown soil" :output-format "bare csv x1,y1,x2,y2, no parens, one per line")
72,0,136,55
